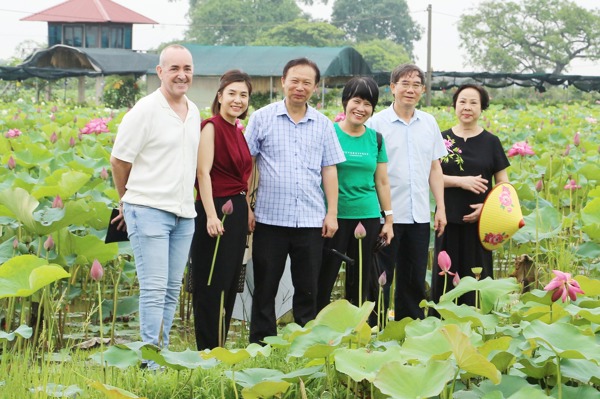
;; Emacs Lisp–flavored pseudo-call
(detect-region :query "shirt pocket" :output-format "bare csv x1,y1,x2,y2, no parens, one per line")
301,135,323,170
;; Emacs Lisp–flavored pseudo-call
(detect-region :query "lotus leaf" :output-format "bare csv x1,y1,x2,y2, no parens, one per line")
373,360,455,399
0,255,70,298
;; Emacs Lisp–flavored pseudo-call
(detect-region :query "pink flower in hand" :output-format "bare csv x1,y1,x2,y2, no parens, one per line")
544,270,584,302
221,199,234,215
507,141,535,157
437,250,455,276
90,259,104,281
334,112,346,122
354,222,366,239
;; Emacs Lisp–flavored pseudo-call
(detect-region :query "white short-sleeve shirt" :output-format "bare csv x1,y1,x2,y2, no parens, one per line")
367,105,446,223
111,89,201,218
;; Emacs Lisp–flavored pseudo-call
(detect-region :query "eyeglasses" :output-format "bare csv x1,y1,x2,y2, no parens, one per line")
396,81,423,90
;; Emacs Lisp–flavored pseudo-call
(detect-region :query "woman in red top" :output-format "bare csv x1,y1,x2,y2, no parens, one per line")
191,70,254,350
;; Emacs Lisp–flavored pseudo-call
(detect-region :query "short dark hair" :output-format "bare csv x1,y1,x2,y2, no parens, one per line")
282,57,320,84
390,64,425,85
452,84,490,111
211,69,253,119
341,76,379,112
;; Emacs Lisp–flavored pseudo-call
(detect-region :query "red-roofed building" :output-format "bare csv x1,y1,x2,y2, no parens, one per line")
21,0,157,50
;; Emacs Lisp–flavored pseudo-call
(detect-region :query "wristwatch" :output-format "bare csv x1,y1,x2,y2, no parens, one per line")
383,210,393,217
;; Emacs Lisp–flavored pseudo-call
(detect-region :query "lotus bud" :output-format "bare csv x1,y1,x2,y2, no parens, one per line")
50,113,56,121
52,195,64,209
51,105,58,113
90,259,104,281
7,156,16,169
221,199,234,215
563,144,570,156
573,132,580,147
50,131,57,143
354,222,366,239
100,167,109,180
452,272,460,287
378,271,387,287
44,235,54,251
535,179,543,193
13,238,18,249
69,137,76,147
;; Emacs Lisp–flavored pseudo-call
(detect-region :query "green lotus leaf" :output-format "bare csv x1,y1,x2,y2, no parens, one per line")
0,255,70,299
559,358,600,385
516,357,556,379
158,348,217,371
0,187,40,233
0,324,33,341
0,236,17,264
101,295,139,319
439,277,520,314
427,300,499,329
550,383,600,399
88,380,147,398
90,346,139,370
278,365,323,382
333,347,405,382
30,383,83,398
288,324,344,359
523,320,600,361
441,324,501,384
489,351,517,373
574,275,600,297
314,299,374,334
576,241,600,259
13,146,54,168
58,230,118,265
373,360,454,399
581,197,600,240
512,205,562,243
577,162,600,181
377,318,411,342
401,326,452,362
470,376,547,398
563,303,600,323
241,382,291,399
201,343,270,365
520,289,553,306
31,169,91,199
228,368,284,387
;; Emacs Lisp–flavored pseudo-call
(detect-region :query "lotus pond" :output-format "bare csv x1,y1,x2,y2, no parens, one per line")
0,100,599,398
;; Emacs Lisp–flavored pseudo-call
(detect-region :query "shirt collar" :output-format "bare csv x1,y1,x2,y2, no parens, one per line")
276,100,317,123
388,103,422,125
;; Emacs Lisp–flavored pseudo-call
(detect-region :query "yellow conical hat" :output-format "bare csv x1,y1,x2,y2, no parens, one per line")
478,182,525,251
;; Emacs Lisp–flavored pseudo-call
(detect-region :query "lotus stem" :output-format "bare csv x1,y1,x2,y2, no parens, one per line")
358,238,363,307
110,268,122,344
97,281,106,382
218,290,225,347
208,214,227,286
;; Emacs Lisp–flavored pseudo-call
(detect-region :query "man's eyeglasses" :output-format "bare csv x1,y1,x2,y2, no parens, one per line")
396,81,423,90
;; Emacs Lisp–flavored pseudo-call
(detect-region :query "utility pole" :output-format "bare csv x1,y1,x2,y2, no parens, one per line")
426,4,432,106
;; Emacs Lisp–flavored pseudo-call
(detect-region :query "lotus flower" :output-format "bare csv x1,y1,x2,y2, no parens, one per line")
44,235,54,251
334,112,346,122
4,128,22,138
221,199,234,215
90,259,104,281
535,179,543,192
69,137,76,147
13,238,18,249
100,167,109,180
378,271,387,287
7,156,16,169
80,118,110,135
49,131,57,143
51,105,58,113
52,195,64,209
573,132,580,147
564,179,581,191
354,222,366,239
437,250,455,276
563,144,571,156
544,270,584,302
452,272,460,287
585,116,597,124
507,141,535,157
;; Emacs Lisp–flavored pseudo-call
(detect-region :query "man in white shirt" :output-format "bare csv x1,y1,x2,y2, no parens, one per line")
110,45,200,368
367,64,447,320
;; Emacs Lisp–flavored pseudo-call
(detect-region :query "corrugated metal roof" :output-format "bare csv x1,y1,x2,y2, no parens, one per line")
21,0,157,24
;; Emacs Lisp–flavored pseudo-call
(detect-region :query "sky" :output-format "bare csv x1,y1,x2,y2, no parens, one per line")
1,0,598,75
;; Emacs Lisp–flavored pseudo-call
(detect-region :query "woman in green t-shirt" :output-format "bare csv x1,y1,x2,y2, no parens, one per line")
317,76,394,313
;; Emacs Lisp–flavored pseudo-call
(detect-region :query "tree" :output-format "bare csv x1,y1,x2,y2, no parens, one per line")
458,0,600,74
331,0,421,57
252,19,346,47
353,40,411,72
185,0,303,45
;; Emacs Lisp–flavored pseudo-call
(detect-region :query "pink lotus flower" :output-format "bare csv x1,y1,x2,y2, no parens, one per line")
4,128,22,138
51,105,58,113
437,250,455,276
44,235,54,251
573,132,580,147
354,222,366,239
50,113,56,121
452,272,460,287
7,156,16,170
544,270,584,302
100,167,109,180
69,137,76,147
52,195,63,209
507,141,535,157
49,131,57,143
80,118,111,135
378,271,387,287
563,144,570,156
585,116,597,124
334,112,346,122
564,179,581,191
221,199,234,215
13,238,18,249
90,259,104,281
535,179,543,193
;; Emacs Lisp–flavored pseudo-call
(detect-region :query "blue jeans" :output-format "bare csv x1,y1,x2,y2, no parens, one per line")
123,204,194,348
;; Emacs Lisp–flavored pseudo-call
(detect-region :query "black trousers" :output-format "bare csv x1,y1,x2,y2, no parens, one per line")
249,223,323,344
377,223,430,320
190,195,248,350
317,218,382,312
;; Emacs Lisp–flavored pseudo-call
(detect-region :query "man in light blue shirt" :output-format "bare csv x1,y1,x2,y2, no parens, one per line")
367,64,447,320
245,58,345,344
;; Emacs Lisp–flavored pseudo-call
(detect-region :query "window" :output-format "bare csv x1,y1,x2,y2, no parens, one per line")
63,25,83,47
85,26,99,48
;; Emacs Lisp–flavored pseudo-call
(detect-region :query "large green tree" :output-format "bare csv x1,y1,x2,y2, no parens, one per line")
331,0,421,57
353,40,411,72
458,0,600,74
252,19,346,47
185,0,304,45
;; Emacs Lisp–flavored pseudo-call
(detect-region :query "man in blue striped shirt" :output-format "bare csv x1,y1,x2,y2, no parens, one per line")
245,58,345,344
